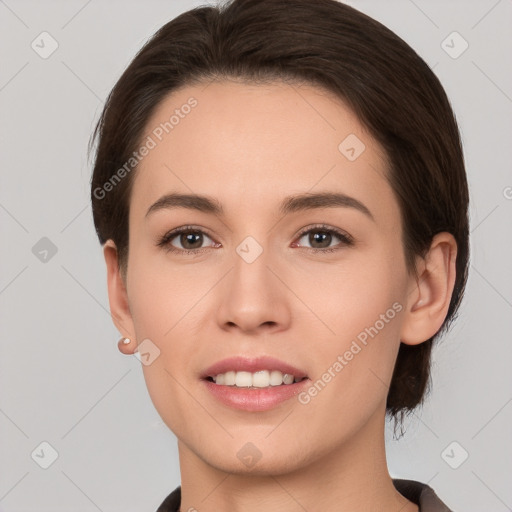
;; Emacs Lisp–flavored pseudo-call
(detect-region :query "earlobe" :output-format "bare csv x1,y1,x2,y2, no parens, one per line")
400,232,457,346
103,240,136,349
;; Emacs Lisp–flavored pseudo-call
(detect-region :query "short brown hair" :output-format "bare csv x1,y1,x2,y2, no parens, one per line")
90,0,470,431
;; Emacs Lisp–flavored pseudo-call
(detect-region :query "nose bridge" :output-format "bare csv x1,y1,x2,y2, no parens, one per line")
231,233,275,304
216,231,291,332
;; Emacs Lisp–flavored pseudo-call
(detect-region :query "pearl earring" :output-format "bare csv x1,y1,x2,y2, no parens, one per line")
121,337,131,344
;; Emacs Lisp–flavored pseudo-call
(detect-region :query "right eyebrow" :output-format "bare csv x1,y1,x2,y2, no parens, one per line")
145,193,224,218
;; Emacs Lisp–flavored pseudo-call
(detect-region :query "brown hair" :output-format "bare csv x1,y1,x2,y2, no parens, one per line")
89,0,469,432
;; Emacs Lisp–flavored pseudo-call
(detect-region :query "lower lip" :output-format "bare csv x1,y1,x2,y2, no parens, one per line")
202,378,310,412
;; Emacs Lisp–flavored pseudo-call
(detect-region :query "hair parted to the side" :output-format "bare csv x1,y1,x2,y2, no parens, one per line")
89,0,469,434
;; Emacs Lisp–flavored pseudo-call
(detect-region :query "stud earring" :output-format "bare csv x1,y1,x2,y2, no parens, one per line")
118,337,134,354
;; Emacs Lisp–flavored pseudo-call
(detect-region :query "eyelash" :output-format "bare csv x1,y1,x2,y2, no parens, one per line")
156,224,354,256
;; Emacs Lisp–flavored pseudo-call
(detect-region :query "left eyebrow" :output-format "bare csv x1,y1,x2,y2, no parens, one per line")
145,191,374,222
279,191,374,222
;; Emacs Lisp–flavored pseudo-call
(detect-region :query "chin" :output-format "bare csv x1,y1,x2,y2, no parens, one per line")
191,438,319,477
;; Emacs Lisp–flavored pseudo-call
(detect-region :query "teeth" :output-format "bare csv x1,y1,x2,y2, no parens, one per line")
211,370,304,388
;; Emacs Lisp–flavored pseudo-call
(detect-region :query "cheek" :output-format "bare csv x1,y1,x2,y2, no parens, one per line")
301,249,403,338
299,251,405,403
125,257,201,431
126,244,203,338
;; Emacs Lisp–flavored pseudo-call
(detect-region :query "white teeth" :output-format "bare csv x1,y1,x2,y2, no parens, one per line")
224,371,236,386
235,371,252,387
269,370,283,386
210,370,304,388
252,370,270,388
282,373,294,385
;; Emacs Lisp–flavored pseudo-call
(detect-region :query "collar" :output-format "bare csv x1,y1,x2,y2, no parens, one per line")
156,478,454,511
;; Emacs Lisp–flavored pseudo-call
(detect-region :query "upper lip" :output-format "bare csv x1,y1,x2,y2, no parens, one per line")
201,356,308,380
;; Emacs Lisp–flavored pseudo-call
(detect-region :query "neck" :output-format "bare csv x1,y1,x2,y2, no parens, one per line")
177,405,418,512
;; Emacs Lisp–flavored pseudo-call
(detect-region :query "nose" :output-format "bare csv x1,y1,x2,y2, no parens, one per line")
216,243,292,335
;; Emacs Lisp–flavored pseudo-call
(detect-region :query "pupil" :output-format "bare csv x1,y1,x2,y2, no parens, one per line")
182,232,202,249
311,231,330,248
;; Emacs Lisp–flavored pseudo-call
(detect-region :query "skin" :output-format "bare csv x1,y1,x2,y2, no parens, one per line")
104,80,457,512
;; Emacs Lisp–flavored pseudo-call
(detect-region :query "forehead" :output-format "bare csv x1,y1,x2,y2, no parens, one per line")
130,80,395,223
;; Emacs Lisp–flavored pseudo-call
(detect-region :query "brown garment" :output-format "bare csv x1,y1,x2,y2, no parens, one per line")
156,478,454,511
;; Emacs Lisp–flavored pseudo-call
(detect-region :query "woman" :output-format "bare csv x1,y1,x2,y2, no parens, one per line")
90,0,469,510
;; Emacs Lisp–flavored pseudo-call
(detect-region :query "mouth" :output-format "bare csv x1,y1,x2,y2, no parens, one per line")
200,356,310,411
201,355,308,386
205,370,307,388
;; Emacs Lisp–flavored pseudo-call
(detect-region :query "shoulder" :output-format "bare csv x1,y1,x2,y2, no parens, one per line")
156,485,181,512
393,478,454,512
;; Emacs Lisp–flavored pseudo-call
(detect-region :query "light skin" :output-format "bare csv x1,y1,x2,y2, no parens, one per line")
104,80,457,511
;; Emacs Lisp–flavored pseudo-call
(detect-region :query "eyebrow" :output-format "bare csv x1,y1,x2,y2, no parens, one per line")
145,191,374,221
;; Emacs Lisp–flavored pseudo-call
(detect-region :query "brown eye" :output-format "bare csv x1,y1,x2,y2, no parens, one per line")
294,225,354,253
176,231,205,250
307,230,333,249
157,226,218,255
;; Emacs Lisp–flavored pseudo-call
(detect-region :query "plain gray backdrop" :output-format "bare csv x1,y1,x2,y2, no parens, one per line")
1,0,511,510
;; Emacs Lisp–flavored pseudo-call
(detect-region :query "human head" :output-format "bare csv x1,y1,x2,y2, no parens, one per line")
90,0,469,435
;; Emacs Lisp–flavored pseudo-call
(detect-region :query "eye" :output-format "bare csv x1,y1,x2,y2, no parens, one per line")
157,226,219,255
292,224,354,253
157,223,354,256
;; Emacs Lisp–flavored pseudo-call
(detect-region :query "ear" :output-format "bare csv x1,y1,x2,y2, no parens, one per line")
103,239,136,354
400,232,458,345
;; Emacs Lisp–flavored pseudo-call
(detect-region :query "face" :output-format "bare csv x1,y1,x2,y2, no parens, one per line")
119,80,414,474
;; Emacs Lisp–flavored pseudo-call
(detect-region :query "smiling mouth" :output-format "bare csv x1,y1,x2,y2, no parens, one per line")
205,370,308,388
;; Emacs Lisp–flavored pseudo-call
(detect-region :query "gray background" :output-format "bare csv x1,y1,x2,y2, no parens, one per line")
1,0,511,510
